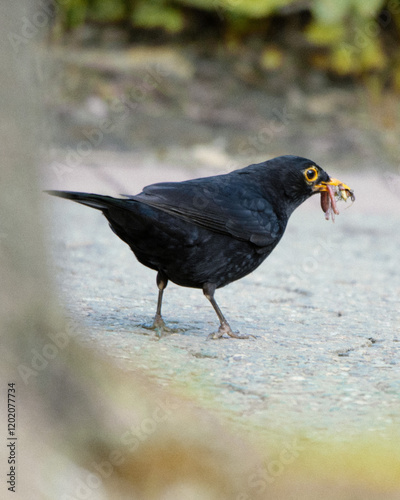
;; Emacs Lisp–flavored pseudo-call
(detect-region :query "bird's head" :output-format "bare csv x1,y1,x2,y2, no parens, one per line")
269,156,354,220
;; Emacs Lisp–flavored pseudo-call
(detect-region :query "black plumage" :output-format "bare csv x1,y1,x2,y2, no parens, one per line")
46,155,350,339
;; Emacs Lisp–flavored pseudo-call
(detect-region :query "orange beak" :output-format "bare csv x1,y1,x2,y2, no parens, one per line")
313,177,355,202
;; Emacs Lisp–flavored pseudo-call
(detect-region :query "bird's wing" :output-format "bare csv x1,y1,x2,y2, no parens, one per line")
127,178,282,247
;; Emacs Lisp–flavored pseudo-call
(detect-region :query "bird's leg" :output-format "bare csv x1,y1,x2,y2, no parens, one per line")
152,271,168,329
203,283,250,339
143,271,182,335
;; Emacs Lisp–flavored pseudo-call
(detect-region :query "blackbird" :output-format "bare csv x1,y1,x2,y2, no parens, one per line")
46,155,353,339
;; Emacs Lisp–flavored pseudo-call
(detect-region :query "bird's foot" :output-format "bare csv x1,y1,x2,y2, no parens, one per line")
142,315,171,336
207,321,255,340
142,315,184,337
152,314,167,330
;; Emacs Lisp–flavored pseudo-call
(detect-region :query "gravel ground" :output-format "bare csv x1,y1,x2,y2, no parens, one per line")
43,155,400,444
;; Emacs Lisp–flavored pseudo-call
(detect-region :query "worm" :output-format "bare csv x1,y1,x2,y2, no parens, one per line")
321,184,339,221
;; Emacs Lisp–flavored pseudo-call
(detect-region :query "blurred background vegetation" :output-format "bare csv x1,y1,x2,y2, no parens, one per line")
54,0,400,91
41,0,400,171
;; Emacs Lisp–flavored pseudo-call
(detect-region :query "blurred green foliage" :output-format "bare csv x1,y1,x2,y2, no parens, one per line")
55,0,400,89
132,1,184,33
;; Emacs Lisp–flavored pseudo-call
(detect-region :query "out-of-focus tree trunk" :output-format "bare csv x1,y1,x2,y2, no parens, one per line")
0,3,263,499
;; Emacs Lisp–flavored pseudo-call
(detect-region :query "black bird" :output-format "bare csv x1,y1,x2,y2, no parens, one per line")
46,155,353,339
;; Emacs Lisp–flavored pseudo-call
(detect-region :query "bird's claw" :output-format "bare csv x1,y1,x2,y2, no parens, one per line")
142,314,175,337
207,322,255,340
152,314,167,330
148,318,190,336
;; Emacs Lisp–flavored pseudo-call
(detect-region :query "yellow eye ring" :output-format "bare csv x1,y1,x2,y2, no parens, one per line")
304,167,318,183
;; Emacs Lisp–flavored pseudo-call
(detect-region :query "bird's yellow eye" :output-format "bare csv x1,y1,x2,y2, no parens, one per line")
304,167,318,183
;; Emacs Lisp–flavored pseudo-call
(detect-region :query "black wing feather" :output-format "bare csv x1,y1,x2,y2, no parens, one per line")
127,176,281,247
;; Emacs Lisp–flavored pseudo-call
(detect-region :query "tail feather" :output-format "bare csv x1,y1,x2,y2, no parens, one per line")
44,190,127,211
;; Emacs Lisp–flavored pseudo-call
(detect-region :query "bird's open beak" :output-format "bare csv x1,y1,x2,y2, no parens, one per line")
313,177,355,202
